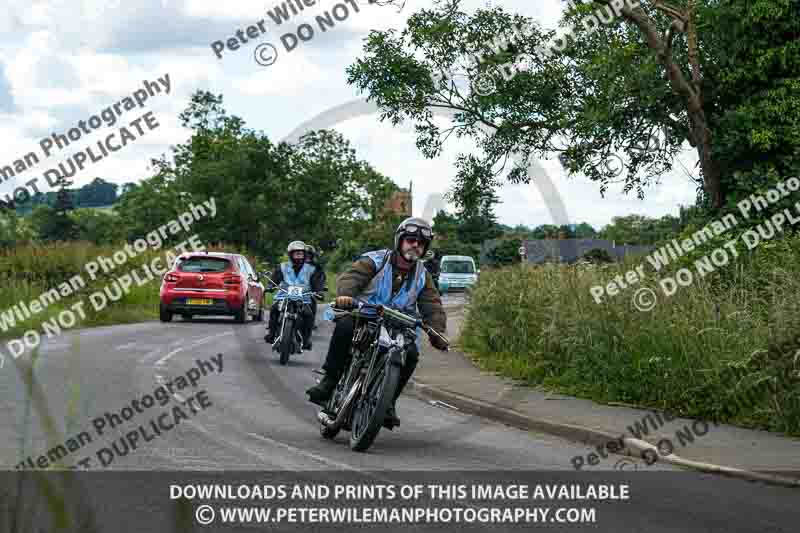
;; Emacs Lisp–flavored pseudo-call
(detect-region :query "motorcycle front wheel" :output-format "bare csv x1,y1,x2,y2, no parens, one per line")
279,317,294,365
349,358,400,452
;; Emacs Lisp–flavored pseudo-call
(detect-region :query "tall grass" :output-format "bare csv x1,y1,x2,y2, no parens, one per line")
0,241,261,340
461,235,800,435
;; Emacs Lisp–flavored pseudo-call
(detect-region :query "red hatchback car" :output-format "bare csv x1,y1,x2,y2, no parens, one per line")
159,252,265,323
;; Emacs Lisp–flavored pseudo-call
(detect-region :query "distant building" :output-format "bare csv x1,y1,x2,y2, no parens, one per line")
480,238,654,265
521,239,653,264
384,181,413,217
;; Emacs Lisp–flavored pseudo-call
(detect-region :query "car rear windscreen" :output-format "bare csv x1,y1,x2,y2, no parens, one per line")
442,261,475,274
177,257,231,273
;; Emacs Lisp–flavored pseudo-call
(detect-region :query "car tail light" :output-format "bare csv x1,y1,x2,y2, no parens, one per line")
224,274,241,286
164,273,179,282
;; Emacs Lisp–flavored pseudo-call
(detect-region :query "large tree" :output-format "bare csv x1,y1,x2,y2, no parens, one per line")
117,91,400,263
347,0,800,212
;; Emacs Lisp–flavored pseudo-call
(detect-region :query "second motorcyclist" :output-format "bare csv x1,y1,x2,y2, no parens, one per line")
265,241,324,350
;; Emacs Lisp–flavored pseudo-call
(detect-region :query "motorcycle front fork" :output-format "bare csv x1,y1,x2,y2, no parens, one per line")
276,307,304,349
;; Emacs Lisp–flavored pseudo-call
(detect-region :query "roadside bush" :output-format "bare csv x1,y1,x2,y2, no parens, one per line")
582,248,613,264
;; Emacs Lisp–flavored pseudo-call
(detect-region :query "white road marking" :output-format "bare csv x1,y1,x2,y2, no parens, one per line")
115,342,139,350
154,331,232,367
246,432,366,473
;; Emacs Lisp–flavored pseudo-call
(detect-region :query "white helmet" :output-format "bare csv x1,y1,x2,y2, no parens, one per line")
287,241,306,254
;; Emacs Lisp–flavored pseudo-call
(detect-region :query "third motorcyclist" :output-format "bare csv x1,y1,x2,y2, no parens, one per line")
305,245,326,330
424,248,442,291
306,217,448,428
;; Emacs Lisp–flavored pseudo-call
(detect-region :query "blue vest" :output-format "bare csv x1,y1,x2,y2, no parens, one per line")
358,250,427,313
275,262,316,304
322,250,427,329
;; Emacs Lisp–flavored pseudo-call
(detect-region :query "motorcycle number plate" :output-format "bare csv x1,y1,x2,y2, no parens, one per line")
288,286,304,297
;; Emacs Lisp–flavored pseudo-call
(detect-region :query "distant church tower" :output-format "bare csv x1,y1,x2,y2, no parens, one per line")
384,180,413,217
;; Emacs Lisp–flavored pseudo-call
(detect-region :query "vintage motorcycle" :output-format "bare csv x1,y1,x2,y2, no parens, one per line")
316,299,449,452
265,276,325,365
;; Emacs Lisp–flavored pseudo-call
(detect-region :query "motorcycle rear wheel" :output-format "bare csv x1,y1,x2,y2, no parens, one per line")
349,359,400,452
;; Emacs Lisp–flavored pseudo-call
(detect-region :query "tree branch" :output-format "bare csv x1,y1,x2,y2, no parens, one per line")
651,0,687,22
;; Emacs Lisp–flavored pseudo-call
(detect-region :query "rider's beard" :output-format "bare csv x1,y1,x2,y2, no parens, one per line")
402,249,421,262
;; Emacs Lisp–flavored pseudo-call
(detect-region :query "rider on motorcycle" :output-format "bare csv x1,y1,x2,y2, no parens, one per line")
265,241,324,350
306,217,448,427
305,245,326,330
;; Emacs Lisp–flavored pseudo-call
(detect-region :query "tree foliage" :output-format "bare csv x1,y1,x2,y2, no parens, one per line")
113,91,400,264
346,0,800,213
598,213,685,244
486,237,522,266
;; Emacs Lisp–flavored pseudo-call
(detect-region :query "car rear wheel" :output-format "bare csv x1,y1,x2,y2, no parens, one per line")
159,304,173,323
234,300,247,323
253,302,264,322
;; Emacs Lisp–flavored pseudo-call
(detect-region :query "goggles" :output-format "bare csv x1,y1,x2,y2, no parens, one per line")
402,224,433,239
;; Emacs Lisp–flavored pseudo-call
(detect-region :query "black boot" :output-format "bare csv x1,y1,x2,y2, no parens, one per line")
266,308,279,343
303,338,313,350
384,353,418,429
307,374,338,406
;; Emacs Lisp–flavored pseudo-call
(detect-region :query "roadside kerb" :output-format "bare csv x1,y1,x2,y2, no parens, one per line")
406,380,800,488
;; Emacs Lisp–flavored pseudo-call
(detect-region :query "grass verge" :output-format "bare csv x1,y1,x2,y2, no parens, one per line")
460,234,800,436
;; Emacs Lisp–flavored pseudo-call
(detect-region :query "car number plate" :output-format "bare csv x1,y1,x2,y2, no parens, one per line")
187,298,212,305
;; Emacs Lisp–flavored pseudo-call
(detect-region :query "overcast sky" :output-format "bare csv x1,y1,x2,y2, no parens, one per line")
0,0,700,230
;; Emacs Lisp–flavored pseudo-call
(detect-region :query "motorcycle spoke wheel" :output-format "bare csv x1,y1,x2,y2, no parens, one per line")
349,360,400,452
279,318,293,365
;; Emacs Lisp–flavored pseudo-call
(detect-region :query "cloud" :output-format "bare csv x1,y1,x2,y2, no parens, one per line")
0,0,701,229
0,63,15,113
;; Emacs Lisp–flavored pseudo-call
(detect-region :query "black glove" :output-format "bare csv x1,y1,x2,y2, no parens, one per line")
428,331,448,351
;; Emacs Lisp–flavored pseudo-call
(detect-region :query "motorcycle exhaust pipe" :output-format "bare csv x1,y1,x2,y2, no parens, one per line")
317,377,362,429
332,377,362,427
317,411,335,427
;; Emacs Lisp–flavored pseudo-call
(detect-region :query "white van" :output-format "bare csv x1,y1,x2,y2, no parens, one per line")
438,255,478,293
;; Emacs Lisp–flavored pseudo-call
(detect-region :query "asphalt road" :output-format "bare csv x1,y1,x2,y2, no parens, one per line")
0,308,797,532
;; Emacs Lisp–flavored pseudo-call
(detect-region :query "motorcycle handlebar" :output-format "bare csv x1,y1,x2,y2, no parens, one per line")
328,299,450,349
